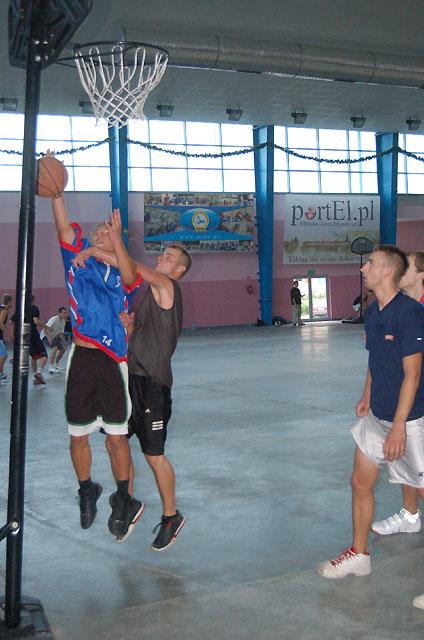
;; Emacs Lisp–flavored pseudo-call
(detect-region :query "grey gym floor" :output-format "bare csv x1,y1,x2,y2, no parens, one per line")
1,323,424,639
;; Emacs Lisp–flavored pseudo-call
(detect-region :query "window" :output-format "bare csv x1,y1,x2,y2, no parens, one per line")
274,125,378,194
0,113,415,195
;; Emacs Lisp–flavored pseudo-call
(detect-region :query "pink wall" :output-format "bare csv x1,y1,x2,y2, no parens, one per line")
0,192,423,328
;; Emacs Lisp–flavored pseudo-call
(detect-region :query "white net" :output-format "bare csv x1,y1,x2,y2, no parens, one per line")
74,42,169,128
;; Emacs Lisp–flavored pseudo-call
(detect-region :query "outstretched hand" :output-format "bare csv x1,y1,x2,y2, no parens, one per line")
106,209,123,246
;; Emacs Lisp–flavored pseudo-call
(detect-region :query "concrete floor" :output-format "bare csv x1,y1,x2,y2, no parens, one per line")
1,323,424,639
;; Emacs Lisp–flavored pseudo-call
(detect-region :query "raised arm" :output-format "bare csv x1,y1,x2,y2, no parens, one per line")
108,211,173,303
51,194,74,244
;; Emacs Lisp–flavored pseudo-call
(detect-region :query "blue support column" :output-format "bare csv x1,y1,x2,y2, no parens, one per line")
253,126,274,325
376,132,398,244
119,125,129,248
108,125,120,210
108,125,129,248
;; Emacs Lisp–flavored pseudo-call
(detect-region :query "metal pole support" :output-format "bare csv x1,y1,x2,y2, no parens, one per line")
4,15,42,632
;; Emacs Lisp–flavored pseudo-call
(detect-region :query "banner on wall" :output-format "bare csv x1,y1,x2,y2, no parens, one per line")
283,194,380,264
143,192,255,253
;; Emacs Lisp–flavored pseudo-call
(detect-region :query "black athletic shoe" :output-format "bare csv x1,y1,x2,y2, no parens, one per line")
151,511,185,552
78,482,103,529
108,492,144,542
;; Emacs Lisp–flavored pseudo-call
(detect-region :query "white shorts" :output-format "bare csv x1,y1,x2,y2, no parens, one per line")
350,411,424,487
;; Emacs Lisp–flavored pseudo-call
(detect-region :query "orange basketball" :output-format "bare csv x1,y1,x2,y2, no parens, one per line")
36,155,68,198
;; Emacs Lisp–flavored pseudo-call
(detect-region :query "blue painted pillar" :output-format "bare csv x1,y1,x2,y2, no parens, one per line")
108,125,120,209
253,126,274,325
119,125,129,248
108,125,129,248
376,132,398,244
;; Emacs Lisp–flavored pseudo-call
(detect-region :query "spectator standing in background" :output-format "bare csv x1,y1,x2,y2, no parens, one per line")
290,280,304,327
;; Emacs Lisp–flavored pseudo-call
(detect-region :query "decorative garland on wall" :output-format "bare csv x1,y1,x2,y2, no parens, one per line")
0,139,423,164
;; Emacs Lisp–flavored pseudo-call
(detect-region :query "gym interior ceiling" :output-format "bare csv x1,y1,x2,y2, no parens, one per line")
1,0,424,133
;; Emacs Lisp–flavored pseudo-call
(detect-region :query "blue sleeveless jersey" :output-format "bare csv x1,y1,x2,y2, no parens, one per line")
60,223,142,362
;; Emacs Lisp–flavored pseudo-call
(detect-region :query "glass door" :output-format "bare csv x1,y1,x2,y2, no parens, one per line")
296,276,329,320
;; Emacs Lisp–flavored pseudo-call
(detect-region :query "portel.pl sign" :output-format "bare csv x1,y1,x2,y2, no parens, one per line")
283,194,380,264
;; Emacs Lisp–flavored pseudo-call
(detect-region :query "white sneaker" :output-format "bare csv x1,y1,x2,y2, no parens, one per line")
318,547,371,579
371,508,421,535
413,593,424,609
49,366,59,374
0,372,6,385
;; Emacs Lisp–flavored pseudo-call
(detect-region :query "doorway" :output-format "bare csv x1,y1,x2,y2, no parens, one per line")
297,276,329,321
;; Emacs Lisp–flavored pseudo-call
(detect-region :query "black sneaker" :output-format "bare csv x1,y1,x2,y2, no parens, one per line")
151,511,185,552
78,482,103,529
108,492,144,542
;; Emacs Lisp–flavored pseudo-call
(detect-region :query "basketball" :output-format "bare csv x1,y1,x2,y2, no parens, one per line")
36,155,68,198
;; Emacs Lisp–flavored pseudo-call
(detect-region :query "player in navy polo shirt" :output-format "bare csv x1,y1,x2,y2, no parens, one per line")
319,245,424,583
51,193,143,542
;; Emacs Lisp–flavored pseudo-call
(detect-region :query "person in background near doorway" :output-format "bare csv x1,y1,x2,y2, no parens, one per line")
318,246,424,591
0,294,13,385
290,280,304,327
40,306,68,374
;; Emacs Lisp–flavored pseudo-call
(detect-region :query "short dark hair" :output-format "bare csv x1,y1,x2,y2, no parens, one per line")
2,294,12,306
58,306,67,313
168,244,192,276
377,245,408,284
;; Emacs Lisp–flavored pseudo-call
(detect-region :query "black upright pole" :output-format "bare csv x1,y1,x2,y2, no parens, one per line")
5,11,42,629
359,255,364,322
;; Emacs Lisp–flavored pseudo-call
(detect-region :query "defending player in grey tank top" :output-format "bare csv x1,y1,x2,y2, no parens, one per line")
128,281,183,388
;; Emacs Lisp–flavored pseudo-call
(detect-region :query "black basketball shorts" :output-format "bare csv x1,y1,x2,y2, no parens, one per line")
29,335,47,360
66,345,131,436
128,374,172,456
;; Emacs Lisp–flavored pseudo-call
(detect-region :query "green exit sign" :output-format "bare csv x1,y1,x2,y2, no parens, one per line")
307,269,316,276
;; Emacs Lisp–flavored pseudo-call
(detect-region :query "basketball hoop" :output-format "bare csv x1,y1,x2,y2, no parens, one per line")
59,41,169,128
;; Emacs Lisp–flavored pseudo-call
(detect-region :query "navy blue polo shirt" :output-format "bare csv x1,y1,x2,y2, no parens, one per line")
364,292,424,422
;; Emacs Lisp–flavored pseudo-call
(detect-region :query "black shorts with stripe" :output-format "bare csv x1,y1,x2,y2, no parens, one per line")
128,374,172,456
66,345,130,435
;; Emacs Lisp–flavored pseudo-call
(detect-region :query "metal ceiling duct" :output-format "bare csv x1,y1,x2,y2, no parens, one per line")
125,30,424,88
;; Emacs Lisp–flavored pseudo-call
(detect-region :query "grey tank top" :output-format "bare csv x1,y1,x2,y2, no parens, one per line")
128,281,182,388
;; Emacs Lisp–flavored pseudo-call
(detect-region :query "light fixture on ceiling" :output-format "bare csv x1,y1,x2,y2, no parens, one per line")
226,107,243,122
156,103,174,118
291,111,307,125
350,115,366,129
406,117,421,131
79,100,94,115
0,97,18,112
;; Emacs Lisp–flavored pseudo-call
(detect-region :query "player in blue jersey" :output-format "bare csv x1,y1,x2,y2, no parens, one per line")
51,193,143,541
73,211,191,551
319,245,424,583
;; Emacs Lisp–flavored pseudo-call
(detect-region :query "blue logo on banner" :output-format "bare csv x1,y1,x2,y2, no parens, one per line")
181,208,220,231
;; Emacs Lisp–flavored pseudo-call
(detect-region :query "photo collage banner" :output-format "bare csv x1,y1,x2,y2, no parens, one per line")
143,192,255,253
